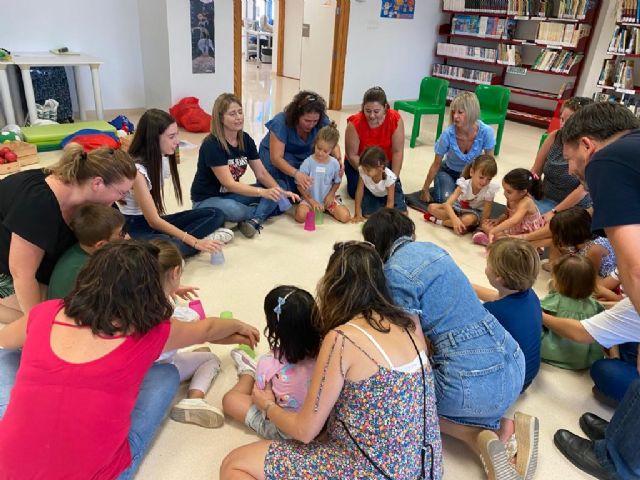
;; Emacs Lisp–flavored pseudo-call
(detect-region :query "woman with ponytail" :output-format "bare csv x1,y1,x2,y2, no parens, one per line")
0,144,137,323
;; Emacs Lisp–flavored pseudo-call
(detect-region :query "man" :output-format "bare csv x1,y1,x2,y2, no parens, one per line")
549,102,640,479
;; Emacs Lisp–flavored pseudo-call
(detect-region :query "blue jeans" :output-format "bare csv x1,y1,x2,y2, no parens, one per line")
361,180,407,216
124,208,224,257
192,186,275,224
594,378,640,479
591,343,639,404
533,197,558,215
433,162,461,203
345,160,358,199
0,349,179,479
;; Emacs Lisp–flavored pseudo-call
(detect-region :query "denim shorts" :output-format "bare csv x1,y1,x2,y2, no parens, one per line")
245,405,290,440
452,201,483,224
430,315,525,429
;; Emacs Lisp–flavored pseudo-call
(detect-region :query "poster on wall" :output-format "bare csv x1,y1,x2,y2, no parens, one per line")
380,0,415,19
191,0,215,74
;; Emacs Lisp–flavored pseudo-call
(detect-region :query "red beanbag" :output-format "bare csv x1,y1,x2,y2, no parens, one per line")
169,97,212,133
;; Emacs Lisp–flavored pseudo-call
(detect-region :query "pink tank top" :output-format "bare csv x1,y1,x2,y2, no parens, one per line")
0,300,171,479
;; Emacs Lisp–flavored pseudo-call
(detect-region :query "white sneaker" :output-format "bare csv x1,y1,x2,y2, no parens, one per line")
170,398,224,428
230,348,256,377
211,228,234,244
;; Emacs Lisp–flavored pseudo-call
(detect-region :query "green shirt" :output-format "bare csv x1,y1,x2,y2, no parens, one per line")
47,243,90,300
540,291,605,370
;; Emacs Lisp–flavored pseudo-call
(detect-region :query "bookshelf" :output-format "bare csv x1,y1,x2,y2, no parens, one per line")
437,0,600,128
593,3,640,113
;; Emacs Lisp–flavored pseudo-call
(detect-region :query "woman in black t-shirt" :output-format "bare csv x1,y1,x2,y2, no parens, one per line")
0,144,137,323
191,93,298,238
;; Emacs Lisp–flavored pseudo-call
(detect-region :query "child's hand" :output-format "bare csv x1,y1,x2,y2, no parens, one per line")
252,384,276,411
452,217,467,235
351,214,365,224
481,218,498,230
174,285,199,301
310,199,325,212
323,194,335,210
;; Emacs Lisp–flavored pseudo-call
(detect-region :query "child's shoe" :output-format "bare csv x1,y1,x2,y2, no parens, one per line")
423,212,442,225
472,231,490,246
211,228,234,244
170,398,224,428
239,219,263,238
231,347,256,377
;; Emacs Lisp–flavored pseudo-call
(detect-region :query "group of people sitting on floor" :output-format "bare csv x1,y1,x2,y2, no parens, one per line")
0,86,638,480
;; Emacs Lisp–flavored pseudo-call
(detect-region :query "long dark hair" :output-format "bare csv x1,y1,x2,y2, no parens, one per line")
362,208,415,262
503,168,543,200
264,286,321,364
316,241,414,336
64,241,174,337
284,90,327,128
128,109,182,215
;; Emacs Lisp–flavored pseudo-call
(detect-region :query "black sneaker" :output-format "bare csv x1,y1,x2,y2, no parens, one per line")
239,219,262,238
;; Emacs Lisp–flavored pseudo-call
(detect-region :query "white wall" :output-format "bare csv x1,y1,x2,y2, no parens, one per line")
342,2,445,106
138,0,172,109
165,0,234,113
3,0,145,112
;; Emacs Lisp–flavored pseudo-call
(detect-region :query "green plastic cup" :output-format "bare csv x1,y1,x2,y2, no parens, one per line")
315,210,324,225
219,310,233,319
220,310,257,358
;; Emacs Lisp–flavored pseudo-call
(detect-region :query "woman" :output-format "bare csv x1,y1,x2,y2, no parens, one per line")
0,241,259,479
257,91,341,231
0,144,136,324
191,93,298,239
344,86,405,198
119,109,228,256
220,241,443,479
420,92,495,204
363,208,538,480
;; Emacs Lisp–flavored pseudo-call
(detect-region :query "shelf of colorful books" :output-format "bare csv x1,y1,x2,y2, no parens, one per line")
617,22,640,27
432,72,500,86
596,84,640,95
524,65,580,76
509,86,573,101
506,105,553,127
443,9,510,18
607,52,640,58
437,54,501,66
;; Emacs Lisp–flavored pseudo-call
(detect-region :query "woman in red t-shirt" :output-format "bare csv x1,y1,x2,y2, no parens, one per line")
0,241,259,480
344,86,405,198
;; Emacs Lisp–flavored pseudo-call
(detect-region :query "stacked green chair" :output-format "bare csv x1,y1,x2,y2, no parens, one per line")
539,131,549,149
475,85,510,155
394,76,449,148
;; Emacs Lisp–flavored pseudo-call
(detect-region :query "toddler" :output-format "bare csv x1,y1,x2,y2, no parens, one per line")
222,286,321,440
550,207,620,301
152,239,225,428
473,238,542,392
352,146,407,222
475,168,545,246
541,254,604,370
424,154,499,235
48,204,126,299
295,125,350,223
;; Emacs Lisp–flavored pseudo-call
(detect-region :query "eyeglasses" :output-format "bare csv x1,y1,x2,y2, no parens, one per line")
108,183,130,199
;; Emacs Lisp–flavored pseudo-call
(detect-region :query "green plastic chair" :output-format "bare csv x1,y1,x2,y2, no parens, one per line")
394,76,449,148
539,132,549,150
475,85,510,156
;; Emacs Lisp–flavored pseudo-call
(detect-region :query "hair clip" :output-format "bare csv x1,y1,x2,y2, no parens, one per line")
273,289,296,322
80,151,88,161
530,171,539,181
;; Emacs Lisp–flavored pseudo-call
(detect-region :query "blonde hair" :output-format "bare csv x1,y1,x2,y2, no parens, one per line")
210,93,245,154
461,154,498,179
47,143,136,186
487,238,540,291
314,125,340,149
449,91,480,126
148,239,183,275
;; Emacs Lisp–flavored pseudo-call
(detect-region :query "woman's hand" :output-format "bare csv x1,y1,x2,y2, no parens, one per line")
174,285,199,301
252,383,276,411
419,188,432,203
452,217,467,235
543,210,555,224
285,191,300,202
294,171,313,191
194,238,224,253
259,186,285,202
351,214,366,224
233,319,260,348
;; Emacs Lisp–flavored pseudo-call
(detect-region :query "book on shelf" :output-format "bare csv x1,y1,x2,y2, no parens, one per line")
507,0,589,19
447,86,468,100
437,42,498,61
451,14,516,38
536,21,590,46
497,43,522,65
443,0,510,13
618,0,640,23
530,48,582,73
598,59,617,86
608,25,640,54
433,64,494,84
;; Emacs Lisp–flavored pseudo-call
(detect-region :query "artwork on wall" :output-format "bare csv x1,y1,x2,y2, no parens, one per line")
191,0,215,74
380,0,415,19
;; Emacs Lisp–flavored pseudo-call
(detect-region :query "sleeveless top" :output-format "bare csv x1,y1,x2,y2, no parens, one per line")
579,237,617,277
347,109,401,163
542,134,592,208
0,300,171,479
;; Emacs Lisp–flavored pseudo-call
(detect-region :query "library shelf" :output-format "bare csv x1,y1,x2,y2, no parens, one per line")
509,86,572,101
606,51,640,58
432,72,499,86
435,54,499,65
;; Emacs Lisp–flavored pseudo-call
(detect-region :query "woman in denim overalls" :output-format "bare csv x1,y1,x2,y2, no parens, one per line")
364,209,540,480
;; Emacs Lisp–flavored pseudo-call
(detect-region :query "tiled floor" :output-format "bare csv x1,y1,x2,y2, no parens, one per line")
27,64,613,479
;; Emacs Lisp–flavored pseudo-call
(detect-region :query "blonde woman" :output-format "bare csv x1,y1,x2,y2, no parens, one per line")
191,93,298,238
420,92,495,204
0,144,136,324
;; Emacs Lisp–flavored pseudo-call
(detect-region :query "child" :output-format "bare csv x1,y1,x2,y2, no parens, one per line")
424,154,499,235
47,204,126,299
550,207,620,301
222,286,320,440
475,168,545,246
473,238,542,392
151,239,225,428
295,125,351,223
541,254,604,370
352,146,407,222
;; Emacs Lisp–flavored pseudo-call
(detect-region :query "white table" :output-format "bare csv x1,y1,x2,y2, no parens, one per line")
245,29,273,64
3,52,104,124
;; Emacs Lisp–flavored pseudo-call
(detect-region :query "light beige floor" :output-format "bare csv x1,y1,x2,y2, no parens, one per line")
24,64,613,479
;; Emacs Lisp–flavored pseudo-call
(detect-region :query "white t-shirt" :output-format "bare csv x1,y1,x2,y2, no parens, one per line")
582,297,640,348
117,157,171,216
359,166,397,197
455,178,499,210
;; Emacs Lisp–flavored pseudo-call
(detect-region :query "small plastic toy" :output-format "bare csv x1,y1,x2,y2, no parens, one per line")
303,211,315,231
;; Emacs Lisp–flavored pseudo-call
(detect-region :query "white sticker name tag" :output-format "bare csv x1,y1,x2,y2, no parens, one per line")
316,166,326,174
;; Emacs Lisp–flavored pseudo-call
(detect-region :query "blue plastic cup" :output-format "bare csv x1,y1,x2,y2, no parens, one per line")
277,195,292,212
210,250,225,265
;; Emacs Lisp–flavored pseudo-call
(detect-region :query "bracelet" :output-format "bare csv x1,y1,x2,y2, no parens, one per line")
291,169,299,179
265,401,276,418
551,208,557,215
180,231,188,242
193,239,198,248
